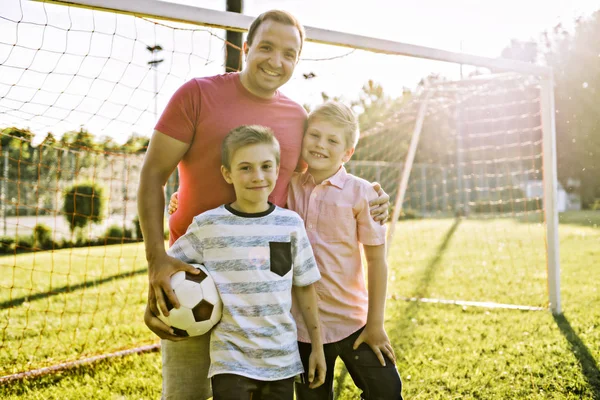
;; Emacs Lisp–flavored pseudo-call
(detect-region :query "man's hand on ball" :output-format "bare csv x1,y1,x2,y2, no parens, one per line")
148,253,201,317
144,301,188,341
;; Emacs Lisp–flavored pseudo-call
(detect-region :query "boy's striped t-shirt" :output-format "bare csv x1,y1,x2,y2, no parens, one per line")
167,203,320,381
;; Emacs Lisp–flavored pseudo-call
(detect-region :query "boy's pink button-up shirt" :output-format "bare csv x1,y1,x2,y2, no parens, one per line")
288,167,386,344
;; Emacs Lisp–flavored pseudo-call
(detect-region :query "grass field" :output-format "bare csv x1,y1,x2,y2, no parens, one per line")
1,211,599,399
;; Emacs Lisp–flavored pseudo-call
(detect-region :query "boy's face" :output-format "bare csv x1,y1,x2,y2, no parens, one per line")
302,118,354,177
221,143,279,211
242,20,301,98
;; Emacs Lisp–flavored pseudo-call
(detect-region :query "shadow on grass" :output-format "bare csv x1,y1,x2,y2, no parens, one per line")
334,218,461,398
409,218,461,300
0,267,148,309
389,218,461,331
554,314,600,399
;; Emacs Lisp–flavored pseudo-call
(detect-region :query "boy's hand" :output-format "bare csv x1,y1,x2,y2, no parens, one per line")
369,182,390,224
148,253,201,317
167,192,179,215
352,324,396,367
307,346,326,389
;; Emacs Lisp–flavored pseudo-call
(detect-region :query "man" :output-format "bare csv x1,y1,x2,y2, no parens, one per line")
137,10,389,400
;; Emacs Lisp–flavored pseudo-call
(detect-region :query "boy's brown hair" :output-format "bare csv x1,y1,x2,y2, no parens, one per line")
221,125,281,170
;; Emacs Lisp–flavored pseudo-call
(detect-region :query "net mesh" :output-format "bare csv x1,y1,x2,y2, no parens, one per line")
349,74,548,309
0,0,550,378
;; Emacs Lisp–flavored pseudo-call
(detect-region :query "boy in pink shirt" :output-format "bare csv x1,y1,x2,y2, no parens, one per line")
288,102,403,400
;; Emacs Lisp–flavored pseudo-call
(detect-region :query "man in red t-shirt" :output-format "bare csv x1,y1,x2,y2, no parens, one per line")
138,10,389,400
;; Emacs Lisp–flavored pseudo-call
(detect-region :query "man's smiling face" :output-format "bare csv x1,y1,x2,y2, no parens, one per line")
240,20,301,98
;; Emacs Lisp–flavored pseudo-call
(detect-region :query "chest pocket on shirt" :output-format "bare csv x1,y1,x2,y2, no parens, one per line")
269,242,292,277
317,203,355,242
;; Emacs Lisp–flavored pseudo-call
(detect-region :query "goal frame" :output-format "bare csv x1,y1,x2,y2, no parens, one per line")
31,0,561,315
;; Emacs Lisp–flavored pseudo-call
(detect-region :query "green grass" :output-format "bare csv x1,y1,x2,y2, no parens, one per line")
1,212,599,399
0,243,154,376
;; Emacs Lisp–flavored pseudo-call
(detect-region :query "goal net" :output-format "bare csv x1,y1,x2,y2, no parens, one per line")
0,0,559,380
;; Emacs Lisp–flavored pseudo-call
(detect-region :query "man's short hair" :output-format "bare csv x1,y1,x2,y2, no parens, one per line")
221,125,281,170
307,101,360,149
247,10,305,55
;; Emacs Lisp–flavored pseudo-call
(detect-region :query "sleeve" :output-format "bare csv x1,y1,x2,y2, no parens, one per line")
154,79,201,144
290,219,321,287
166,218,204,264
355,183,387,246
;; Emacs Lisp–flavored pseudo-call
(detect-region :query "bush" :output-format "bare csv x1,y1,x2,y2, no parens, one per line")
33,223,54,250
0,236,15,254
15,234,34,250
63,182,106,234
132,215,143,240
103,224,133,245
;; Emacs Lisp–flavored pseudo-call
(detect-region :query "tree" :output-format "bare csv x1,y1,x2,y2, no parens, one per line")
60,127,98,150
122,134,150,154
0,127,38,216
540,11,600,207
99,136,120,153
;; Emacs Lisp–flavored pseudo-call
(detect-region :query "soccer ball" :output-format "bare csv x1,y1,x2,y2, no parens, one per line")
157,264,222,337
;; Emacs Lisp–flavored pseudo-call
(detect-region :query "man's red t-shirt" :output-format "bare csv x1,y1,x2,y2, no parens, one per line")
155,73,307,244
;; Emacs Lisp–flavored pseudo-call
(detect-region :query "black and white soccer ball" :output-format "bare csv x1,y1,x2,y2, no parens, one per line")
157,263,222,337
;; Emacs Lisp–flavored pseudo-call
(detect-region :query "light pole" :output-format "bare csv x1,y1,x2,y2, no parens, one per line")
146,45,164,119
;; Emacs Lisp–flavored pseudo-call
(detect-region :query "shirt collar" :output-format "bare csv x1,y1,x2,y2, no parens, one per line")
301,166,348,189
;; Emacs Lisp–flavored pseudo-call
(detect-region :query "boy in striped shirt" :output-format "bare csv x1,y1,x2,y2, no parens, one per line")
167,125,326,400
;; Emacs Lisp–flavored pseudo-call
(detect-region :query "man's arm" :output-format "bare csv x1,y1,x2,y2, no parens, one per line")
293,284,326,389
352,244,396,366
138,130,200,339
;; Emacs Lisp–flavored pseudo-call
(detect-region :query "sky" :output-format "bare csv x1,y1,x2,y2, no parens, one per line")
0,0,598,143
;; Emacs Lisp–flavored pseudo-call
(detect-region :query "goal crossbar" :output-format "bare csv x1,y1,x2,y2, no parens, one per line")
32,0,551,77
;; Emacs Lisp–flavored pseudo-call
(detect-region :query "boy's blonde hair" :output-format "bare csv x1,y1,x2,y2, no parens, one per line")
221,125,280,170
307,101,359,149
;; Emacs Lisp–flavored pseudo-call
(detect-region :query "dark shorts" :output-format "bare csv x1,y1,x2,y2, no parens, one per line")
212,374,295,400
295,326,403,400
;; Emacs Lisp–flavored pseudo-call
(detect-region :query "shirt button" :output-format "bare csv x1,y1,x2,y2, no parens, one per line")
311,193,317,198
308,224,313,229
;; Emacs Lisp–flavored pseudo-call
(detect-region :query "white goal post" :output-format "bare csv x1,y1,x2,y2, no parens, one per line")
29,0,561,315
